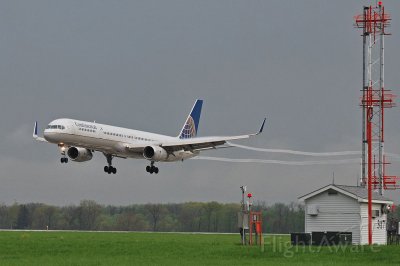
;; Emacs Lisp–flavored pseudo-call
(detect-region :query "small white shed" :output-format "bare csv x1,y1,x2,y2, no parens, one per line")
298,184,393,245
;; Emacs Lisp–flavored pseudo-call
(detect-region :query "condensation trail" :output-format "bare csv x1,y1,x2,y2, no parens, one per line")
193,156,361,166
227,142,361,156
386,153,400,161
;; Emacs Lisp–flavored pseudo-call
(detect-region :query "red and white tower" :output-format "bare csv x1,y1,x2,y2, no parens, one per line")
354,1,397,245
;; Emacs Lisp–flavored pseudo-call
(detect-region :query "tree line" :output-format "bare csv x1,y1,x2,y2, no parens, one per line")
0,200,304,233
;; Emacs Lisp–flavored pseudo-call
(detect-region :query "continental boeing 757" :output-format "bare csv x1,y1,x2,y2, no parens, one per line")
33,100,265,174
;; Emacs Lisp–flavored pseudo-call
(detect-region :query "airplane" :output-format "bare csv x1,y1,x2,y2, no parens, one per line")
33,100,265,174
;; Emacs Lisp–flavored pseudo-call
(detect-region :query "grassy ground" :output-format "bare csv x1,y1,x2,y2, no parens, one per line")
0,231,399,265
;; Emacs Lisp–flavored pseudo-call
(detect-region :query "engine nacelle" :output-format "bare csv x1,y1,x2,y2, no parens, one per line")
67,147,93,162
143,146,168,161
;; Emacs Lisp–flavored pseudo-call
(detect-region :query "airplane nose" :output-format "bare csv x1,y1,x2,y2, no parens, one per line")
43,130,53,142
43,130,49,139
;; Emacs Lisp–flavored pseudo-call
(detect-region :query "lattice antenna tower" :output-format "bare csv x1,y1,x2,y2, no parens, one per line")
354,1,398,245
354,2,395,195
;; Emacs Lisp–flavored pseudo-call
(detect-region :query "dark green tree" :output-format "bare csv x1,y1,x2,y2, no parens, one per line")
16,205,29,229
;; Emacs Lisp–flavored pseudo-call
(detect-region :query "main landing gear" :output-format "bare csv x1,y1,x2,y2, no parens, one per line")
146,161,159,174
104,153,117,174
60,157,68,163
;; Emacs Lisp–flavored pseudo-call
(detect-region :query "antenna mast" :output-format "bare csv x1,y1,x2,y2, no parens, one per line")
354,1,398,245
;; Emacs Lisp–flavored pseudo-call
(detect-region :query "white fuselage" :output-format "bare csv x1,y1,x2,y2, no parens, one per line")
43,118,197,161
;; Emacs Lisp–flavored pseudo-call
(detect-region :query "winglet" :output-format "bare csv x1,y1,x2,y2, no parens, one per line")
33,121,38,138
33,121,48,142
256,118,266,135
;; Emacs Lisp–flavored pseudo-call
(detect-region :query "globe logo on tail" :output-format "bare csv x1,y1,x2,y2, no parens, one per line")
180,116,196,139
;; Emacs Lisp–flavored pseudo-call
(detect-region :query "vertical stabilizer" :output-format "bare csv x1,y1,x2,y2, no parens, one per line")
178,100,203,139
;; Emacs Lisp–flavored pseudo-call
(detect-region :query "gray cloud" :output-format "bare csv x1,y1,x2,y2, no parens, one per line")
1,0,400,205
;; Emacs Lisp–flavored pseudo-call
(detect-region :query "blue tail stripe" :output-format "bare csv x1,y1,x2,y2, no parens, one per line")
179,100,203,139
191,100,202,133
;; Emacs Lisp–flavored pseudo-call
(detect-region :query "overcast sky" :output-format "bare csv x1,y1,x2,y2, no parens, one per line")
1,0,400,206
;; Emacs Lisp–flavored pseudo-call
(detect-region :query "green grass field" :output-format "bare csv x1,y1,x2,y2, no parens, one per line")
0,231,399,265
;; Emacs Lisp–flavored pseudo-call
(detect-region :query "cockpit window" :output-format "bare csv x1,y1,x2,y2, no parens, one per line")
46,125,65,130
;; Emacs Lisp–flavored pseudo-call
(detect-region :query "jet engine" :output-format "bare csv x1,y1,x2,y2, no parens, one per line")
67,147,93,162
143,146,168,161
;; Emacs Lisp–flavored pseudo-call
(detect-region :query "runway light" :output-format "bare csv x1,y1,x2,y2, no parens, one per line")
247,193,252,198
378,1,382,6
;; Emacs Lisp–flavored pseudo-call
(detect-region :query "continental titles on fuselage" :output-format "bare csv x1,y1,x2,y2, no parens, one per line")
74,122,97,130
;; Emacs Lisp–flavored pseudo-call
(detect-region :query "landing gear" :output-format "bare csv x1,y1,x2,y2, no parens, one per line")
59,145,68,164
146,161,159,174
103,153,117,174
104,165,117,174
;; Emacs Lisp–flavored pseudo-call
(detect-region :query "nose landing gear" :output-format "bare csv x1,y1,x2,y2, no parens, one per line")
59,144,68,163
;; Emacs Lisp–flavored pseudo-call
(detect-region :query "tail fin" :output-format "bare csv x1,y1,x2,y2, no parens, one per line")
178,99,203,139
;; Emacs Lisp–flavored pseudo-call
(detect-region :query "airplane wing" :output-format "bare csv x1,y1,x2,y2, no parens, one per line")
33,121,48,142
125,118,266,152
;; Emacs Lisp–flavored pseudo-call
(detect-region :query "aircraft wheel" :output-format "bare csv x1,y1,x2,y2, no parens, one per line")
60,158,64,163
154,167,159,174
146,166,151,172
104,166,109,172
112,167,117,174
